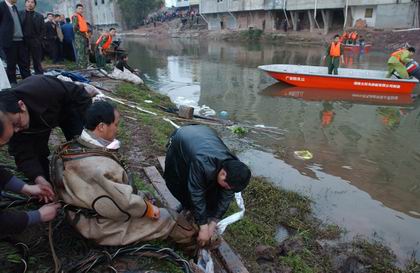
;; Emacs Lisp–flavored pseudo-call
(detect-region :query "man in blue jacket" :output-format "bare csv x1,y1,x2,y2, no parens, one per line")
164,125,251,246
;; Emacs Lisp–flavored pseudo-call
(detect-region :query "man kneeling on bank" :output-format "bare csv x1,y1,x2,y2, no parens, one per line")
51,101,197,247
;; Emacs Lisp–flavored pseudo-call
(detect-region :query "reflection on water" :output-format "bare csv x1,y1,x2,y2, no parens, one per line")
123,38,420,261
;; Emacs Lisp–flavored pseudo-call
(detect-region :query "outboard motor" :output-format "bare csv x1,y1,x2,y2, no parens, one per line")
407,60,420,80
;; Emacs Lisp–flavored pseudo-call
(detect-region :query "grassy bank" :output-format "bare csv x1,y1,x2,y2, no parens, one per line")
224,176,420,273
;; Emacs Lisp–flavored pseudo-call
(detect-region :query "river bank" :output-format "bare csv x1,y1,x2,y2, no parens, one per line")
0,68,419,272
124,20,420,50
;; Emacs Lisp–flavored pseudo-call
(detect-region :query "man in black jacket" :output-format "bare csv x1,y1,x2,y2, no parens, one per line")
164,125,251,246
0,75,95,188
20,0,45,74
43,13,57,62
0,0,30,84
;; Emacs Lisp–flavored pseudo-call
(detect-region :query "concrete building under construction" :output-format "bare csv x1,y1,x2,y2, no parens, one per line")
199,0,420,33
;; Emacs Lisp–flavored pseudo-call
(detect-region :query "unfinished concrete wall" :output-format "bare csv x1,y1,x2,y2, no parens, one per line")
175,0,189,8
264,0,286,10
375,3,414,29
91,0,119,27
349,0,411,5
206,12,237,30
351,6,376,27
286,0,345,11
201,0,230,14
234,10,275,31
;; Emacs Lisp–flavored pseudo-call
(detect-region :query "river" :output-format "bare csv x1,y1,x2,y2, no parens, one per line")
122,37,420,263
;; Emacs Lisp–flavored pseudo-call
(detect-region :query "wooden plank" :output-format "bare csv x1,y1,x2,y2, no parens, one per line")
157,156,166,171
144,166,180,210
215,239,249,273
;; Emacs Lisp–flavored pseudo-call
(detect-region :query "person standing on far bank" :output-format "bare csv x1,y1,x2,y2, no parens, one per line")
0,0,31,85
20,0,45,74
72,3,89,68
324,34,344,75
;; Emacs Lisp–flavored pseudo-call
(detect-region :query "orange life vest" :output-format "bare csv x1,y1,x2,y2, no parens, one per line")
391,48,405,63
329,42,341,57
96,34,112,50
322,111,334,126
73,13,88,33
350,32,358,40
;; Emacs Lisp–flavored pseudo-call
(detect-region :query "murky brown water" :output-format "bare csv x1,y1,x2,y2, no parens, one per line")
123,37,420,262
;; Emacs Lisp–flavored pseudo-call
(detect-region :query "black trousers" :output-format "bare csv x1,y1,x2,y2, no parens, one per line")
55,40,63,63
63,41,75,61
25,39,44,74
44,39,57,62
3,41,30,84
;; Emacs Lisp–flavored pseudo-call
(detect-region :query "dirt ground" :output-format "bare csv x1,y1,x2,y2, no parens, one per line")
126,20,420,52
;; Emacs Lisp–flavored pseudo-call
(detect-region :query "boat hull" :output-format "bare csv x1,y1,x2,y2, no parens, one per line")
264,71,417,94
261,83,414,106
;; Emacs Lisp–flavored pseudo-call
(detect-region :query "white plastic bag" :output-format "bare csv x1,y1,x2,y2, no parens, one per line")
110,67,144,85
0,59,11,90
216,192,245,235
197,192,246,272
197,249,214,273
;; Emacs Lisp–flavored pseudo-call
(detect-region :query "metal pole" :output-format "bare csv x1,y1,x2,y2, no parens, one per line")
198,0,209,24
227,0,237,28
343,0,349,30
283,0,289,27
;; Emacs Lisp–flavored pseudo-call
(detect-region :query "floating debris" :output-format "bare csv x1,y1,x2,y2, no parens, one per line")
219,111,229,119
229,126,249,137
294,150,313,160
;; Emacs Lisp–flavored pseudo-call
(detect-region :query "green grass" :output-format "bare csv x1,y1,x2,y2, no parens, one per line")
223,177,419,273
115,82,176,152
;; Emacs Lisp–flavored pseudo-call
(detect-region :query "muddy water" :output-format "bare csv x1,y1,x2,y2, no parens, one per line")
123,38,420,262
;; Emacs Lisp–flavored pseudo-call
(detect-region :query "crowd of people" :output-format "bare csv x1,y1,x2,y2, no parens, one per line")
0,0,127,89
0,0,252,257
144,7,201,28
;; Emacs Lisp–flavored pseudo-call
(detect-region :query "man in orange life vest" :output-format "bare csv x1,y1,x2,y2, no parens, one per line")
349,31,358,45
72,3,89,68
95,28,116,68
386,47,416,79
324,35,344,75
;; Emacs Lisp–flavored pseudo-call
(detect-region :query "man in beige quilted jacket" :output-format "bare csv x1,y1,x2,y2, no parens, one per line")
50,101,197,248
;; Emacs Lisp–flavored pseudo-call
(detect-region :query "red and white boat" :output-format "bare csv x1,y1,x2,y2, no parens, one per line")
258,64,418,94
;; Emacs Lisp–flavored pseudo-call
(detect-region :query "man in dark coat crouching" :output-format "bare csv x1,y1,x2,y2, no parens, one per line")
164,125,251,247
0,75,95,189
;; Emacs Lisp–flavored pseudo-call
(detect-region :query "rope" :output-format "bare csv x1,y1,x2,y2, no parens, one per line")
48,222,61,273
68,244,194,273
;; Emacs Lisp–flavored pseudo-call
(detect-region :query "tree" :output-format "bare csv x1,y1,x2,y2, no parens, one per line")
118,0,164,29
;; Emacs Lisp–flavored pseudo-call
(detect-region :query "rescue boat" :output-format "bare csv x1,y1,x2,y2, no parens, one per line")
261,83,414,106
258,64,418,94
